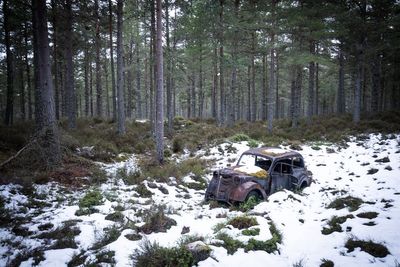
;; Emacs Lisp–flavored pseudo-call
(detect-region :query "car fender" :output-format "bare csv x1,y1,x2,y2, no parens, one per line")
229,181,267,202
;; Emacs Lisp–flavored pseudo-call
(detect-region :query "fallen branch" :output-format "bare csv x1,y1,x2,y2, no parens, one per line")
0,139,36,170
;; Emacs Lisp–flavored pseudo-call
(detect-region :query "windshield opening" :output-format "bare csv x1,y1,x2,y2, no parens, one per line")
237,154,272,172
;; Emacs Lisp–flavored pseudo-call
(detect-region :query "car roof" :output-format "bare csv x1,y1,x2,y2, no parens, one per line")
241,147,302,160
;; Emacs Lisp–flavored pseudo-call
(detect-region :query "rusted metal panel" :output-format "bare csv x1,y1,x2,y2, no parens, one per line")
229,181,267,202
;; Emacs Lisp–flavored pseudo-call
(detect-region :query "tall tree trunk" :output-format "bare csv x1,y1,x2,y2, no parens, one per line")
104,53,110,117
275,50,279,118
116,0,125,134
191,73,196,117
150,0,156,131
94,0,103,117
25,25,33,120
291,65,302,128
247,65,251,121
371,54,382,113
90,59,94,116
261,54,266,121
3,0,14,125
84,31,89,117
127,37,134,118
353,41,364,124
199,45,204,118
64,0,76,128
50,0,60,120
155,0,164,164
268,38,275,132
251,32,256,122
315,62,319,115
337,45,345,114
219,0,225,125
108,0,117,121
212,47,218,120
32,0,61,167
136,28,142,119
307,41,315,124
19,62,25,120
165,0,173,132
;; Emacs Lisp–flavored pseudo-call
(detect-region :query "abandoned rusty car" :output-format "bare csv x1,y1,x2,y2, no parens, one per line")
205,147,312,204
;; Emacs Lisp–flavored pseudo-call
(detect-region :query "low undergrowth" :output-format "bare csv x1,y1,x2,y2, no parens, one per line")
321,215,354,235
345,238,390,258
327,196,364,212
227,216,258,230
140,205,177,234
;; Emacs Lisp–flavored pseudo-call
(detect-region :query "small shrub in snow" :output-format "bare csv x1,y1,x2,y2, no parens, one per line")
92,226,121,249
214,232,244,255
140,205,177,234
356,211,378,219
135,183,153,198
248,139,259,148
67,250,87,267
321,215,354,235
242,228,260,236
320,259,334,267
78,189,104,208
229,133,251,142
345,238,390,258
238,195,261,212
227,216,258,230
105,211,125,222
327,196,364,212
132,239,194,267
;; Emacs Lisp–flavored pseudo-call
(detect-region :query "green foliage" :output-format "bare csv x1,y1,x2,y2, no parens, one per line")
36,220,81,249
320,259,334,267
214,232,244,255
140,205,177,234
135,183,153,198
132,240,194,267
321,214,354,235
105,211,125,222
327,196,364,211
78,189,104,208
229,133,251,142
92,226,121,250
248,139,259,148
227,216,258,230
345,238,390,258
238,196,261,212
242,228,260,236
356,212,378,219
212,222,227,233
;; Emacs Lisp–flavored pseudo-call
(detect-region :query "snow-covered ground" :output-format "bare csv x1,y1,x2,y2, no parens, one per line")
0,133,399,266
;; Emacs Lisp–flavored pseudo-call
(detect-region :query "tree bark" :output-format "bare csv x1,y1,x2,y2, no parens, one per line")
165,0,173,132
116,0,126,134
251,32,256,122
50,0,60,120
108,0,117,121
212,47,218,120
24,25,33,120
371,54,382,113
64,0,76,128
307,41,315,124
4,0,14,126
84,31,90,117
155,0,164,164
219,0,225,125
32,0,61,167
94,0,103,117
337,45,345,114
136,27,142,119
268,39,275,133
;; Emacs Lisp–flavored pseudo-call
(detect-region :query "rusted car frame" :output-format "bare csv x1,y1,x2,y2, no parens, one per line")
205,147,312,204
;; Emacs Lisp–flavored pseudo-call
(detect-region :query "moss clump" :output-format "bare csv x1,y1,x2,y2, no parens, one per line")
242,228,260,236
327,196,364,212
321,215,354,235
227,216,258,230
132,240,194,267
345,238,390,258
356,212,378,219
78,189,104,208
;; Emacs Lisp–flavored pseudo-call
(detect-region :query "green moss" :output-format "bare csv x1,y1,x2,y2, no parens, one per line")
345,238,390,258
105,211,125,222
356,212,378,219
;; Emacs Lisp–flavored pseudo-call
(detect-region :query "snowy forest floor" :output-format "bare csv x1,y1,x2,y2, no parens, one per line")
1,126,400,266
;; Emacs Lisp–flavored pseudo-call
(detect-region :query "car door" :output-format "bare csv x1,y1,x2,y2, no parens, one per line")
270,159,295,193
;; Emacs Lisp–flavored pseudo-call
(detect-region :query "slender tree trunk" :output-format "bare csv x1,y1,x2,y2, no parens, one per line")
261,54,266,121
25,26,33,120
219,0,225,125
292,65,302,128
32,0,61,167
94,0,103,117
247,65,251,121
50,0,60,120
64,0,76,128
136,28,142,119
353,42,364,124
268,37,275,133
191,73,196,117
199,45,204,118
212,47,218,120
307,41,315,124
19,62,25,120
150,0,156,131
315,62,319,115
251,32,256,122
116,0,125,134
84,32,90,117
337,46,345,114
90,59,94,117
371,54,381,113
165,0,173,132
155,0,164,164
275,50,279,118
108,0,117,121
4,0,14,126
104,54,110,117
127,37,134,118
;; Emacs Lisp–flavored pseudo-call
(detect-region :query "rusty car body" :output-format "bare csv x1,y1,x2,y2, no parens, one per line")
205,147,312,204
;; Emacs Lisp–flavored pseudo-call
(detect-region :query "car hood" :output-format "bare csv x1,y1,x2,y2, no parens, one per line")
220,165,268,179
